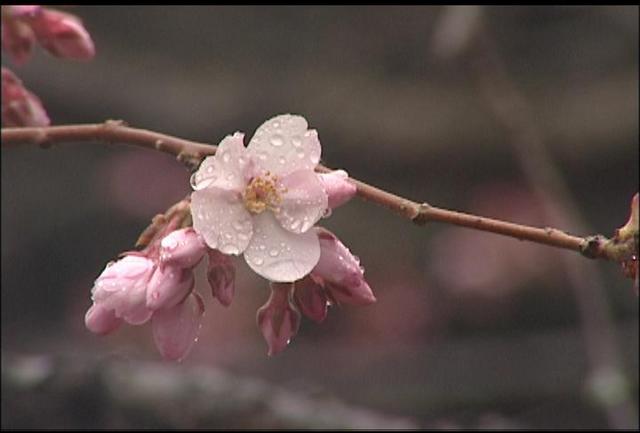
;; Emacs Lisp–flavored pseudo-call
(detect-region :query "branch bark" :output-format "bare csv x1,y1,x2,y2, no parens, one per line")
0,122,620,261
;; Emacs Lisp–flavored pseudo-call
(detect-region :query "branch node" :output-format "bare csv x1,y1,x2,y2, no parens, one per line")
413,202,431,226
580,235,605,259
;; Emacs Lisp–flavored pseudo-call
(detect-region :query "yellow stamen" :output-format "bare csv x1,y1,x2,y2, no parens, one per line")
243,172,284,214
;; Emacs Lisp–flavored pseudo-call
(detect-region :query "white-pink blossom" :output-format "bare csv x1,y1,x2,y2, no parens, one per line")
191,114,332,283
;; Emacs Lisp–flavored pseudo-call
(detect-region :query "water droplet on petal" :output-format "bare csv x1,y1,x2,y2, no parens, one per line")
222,152,231,163
290,220,301,231
206,166,214,173
269,249,279,257
259,244,266,251
270,134,284,147
296,151,305,159
253,257,264,266
279,156,286,165
161,237,178,250
232,220,244,231
226,173,235,181
292,136,302,147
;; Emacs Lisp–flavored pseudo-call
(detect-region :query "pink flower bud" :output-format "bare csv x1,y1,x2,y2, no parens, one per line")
152,292,205,361
1,67,50,126
256,282,301,356
319,170,356,210
90,254,155,325
84,303,122,335
5,6,42,18
159,228,206,270
207,249,235,307
29,9,95,60
146,265,194,311
1,19,36,65
311,228,376,306
293,275,328,323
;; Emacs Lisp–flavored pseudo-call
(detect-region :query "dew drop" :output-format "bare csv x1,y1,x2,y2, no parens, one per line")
296,150,305,159
292,136,302,147
279,156,286,165
232,220,244,231
189,173,199,189
290,220,301,231
222,152,231,163
161,237,178,250
269,249,279,257
270,134,284,147
259,244,267,251
206,166,214,173
224,233,233,240
253,257,264,266
226,173,235,181
238,233,249,241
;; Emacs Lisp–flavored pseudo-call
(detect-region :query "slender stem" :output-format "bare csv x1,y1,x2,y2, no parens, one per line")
1,122,611,259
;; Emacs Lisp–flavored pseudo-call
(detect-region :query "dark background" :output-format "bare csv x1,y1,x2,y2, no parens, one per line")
2,5,638,429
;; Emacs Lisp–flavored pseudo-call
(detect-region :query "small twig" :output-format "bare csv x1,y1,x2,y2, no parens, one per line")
0,122,622,261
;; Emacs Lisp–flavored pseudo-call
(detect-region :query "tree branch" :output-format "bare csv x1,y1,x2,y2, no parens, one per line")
1,122,620,260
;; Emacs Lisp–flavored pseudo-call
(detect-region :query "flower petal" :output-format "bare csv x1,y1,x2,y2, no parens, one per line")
207,249,235,307
191,186,253,255
256,282,301,356
152,292,205,362
244,212,321,282
275,170,328,234
190,133,251,192
146,266,194,311
318,170,357,210
159,228,206,269
247,114,321,177
85,303,122,335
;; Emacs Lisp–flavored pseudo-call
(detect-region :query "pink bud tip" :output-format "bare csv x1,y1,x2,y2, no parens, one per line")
159,228,207,270
1,19,36,65
1,67,50,127
84,303,122,335
312,228,376,306
30,9,95,60
319,170,357,210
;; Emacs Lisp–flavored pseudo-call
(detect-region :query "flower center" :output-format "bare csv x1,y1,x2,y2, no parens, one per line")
243,172,284,214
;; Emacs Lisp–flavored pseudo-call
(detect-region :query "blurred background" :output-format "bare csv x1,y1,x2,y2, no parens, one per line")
2,5,638,429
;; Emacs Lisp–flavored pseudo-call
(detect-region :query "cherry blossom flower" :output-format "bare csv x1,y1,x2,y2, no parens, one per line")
191,114,334,283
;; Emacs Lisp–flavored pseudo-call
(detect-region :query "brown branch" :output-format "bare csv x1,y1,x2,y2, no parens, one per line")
0,122,618,261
